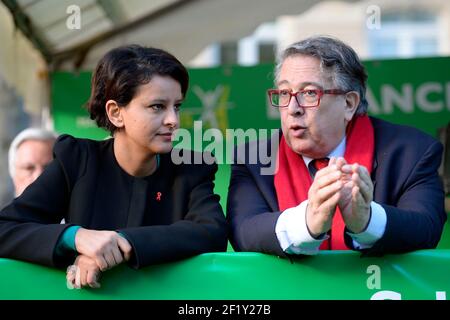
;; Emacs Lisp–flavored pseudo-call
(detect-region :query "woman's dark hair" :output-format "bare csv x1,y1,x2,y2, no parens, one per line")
87,45,189,133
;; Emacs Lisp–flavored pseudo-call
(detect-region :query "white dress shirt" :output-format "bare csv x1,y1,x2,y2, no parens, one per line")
275,137,387,254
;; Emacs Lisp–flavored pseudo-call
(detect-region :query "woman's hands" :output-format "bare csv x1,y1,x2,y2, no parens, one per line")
66,255,101,289
66,229,133,289
74,228,132,271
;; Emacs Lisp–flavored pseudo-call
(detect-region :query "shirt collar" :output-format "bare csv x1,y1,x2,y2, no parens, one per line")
302,136,346,167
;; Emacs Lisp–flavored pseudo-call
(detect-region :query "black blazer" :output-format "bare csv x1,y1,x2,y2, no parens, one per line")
0,135,228,268
227,117,447,256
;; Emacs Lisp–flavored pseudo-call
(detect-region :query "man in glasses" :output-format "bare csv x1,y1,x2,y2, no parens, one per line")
227,36,446,257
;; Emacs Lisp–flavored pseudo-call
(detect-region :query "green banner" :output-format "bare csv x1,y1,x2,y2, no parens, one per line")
52,56,450,139
1,251,449,299
51,72,106,140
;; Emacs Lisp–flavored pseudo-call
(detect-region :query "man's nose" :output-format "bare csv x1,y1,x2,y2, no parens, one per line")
287,95,304,116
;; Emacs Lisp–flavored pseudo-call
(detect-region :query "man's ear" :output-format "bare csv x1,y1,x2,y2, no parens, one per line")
105,100,124,129
344,91,360,122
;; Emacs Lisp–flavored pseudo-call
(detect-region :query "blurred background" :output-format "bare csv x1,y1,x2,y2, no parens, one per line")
1,0,449,228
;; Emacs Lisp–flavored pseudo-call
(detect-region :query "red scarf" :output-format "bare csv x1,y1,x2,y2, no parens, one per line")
274,115,374,250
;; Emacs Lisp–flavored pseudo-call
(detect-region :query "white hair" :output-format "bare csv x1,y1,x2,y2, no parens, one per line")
8,128,58,178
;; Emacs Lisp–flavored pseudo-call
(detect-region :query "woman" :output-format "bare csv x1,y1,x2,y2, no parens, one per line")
0,45,228,289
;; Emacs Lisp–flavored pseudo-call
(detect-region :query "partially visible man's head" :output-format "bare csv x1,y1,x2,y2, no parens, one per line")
274,36,368,158
8,128,58,196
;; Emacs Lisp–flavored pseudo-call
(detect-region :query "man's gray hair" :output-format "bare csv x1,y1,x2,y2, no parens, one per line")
275,36,368,115
8,128,58,178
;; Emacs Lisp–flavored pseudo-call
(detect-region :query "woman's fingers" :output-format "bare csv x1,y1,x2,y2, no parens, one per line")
75,264,82,289
67,255,103,289
75,229,131,270
117,236,132,261
87,269,101,289
66,265,77,289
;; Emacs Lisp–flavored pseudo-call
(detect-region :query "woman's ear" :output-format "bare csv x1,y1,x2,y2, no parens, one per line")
105,100,124,129
344,91,360,122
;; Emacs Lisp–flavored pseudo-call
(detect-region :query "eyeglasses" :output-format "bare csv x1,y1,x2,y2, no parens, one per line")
267,88,349,108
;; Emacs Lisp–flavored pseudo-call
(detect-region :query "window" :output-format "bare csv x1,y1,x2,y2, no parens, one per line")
368,11,438,58
220,42,238,65
258,43,275,64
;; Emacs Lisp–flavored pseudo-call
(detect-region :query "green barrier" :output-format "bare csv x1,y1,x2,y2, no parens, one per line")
1,251,449,300
438,220,450,249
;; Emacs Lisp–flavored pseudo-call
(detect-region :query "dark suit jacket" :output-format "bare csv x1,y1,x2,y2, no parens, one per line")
0,135,228,269
227,117,447,256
